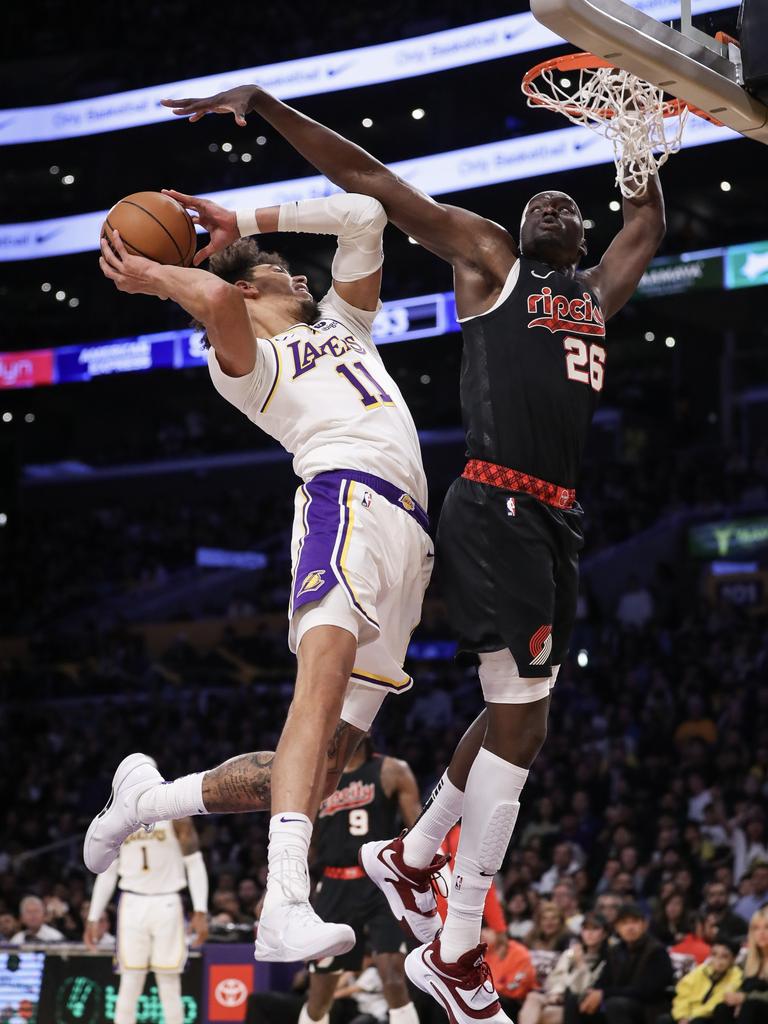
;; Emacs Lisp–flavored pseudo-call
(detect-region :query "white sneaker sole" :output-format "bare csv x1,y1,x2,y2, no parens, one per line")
83,753,157,873
359,840,440,944
254,923,355,962
405,946,510,1024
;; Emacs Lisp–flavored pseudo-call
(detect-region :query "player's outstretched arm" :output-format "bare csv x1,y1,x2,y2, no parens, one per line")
582,174,665,319
162,86,515,274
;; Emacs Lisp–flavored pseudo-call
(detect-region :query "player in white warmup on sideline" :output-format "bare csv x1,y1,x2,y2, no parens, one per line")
85,801,208,1024
86,190,438,963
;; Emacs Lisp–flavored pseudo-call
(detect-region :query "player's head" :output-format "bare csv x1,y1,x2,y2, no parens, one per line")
208,237,319,324
519,191,586,268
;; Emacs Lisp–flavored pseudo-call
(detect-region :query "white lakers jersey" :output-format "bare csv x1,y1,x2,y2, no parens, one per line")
207,287,427,507
117,821,186,895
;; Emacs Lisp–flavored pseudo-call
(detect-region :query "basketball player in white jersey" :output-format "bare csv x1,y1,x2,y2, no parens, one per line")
85,811,208,1024
88,190,436,963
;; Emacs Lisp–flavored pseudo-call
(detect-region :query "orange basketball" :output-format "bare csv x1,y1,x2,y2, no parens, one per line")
102,191,196,267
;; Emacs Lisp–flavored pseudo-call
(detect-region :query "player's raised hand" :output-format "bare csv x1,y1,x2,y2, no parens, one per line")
160,86,259,127
161,190,238,265
99,230,168,298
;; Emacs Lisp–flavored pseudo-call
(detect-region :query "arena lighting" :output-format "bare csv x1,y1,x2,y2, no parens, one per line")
24,413,34,423
41,282,51,292
221,142,232,152
0,2,737,145
645,331,655,341
720,180,732,191
577,649,589,667
0,115,738,263
665,336,676,347
241,153,252,162
362,117,373,128
2,412,11,422
583,218,595,229
411,108,426,120
61,174,75,185
55,290,66,301
0,513,7,526
256,136,267,146
609,200,621,212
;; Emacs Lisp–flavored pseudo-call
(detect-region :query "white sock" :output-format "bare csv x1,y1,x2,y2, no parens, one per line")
402,771,464,869
299,1006,329,1024
389,1003,419,1024
136,773,206,823
439,748,528,964
262,812,313,912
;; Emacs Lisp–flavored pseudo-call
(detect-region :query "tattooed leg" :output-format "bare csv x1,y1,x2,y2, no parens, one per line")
197,722,364,815
201,751,275,813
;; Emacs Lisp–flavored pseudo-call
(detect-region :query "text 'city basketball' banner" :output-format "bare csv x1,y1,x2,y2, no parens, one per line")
0,115,738,263
0,291,459,390
0,1,737,146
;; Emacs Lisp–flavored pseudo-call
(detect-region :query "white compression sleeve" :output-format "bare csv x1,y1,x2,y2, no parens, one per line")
87,859,119,921
275,193,387,281
183,851,209,913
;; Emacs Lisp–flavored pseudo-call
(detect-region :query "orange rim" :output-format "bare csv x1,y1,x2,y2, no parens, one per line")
522,50,715,122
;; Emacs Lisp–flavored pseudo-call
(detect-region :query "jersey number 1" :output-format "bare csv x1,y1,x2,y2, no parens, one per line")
337,362,394,409
564,337,605,392
141,847,150,872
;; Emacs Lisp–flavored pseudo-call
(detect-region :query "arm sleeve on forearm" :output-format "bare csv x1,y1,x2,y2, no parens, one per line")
184,851,209,913
274,193,386,281
87,861,119,921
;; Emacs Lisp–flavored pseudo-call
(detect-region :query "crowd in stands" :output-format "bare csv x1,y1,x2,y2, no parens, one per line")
3,584,768,1014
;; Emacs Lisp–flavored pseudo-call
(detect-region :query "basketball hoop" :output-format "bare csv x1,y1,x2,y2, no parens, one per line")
522,52,704,198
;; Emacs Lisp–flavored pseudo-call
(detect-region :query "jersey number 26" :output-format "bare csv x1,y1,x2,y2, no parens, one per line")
564,337,605,392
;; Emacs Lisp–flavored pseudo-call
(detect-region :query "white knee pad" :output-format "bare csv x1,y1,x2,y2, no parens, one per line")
478,649,555,704
156,973,184,1024
478,800,521,874
115,971,147,1024
340,679,388,732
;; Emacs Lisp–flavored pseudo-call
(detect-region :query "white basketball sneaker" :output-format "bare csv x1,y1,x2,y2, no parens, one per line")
254,900,355,962
405,938,512,1024
84,753,162,873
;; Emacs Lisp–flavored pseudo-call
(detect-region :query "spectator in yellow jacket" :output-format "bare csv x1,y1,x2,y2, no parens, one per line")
658,937,742,1024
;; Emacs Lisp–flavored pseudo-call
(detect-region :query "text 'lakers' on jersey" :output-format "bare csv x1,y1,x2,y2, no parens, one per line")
315,755,398,868
208,287,427,507
458,257,606,489
118,821,186,895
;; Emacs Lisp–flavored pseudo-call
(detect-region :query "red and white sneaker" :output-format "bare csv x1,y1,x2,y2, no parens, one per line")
359,834,448,943
405,939,512,1024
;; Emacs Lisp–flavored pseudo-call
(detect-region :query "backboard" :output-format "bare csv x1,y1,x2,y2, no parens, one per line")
529,0,768,144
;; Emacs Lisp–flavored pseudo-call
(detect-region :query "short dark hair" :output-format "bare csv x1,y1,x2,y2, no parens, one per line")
208,237,289,284
712,933,741,957
193,238,290,337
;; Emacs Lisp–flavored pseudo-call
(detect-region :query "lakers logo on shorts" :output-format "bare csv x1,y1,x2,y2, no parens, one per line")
298,569,327,597
529,624,552,667
399,493,415,512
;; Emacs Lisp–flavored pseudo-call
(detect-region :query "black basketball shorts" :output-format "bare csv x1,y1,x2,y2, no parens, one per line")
436,476,584,677
309,876,408,973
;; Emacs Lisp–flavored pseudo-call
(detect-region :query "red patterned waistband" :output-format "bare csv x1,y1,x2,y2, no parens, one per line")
462,459,576,509
323,865,366,880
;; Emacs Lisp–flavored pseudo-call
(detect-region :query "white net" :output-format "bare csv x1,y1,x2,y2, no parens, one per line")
523,61,689,198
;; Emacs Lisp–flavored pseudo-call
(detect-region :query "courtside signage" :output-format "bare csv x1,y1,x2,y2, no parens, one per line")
0,2,736,146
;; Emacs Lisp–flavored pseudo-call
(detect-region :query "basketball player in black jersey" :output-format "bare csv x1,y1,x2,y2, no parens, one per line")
299,737,424,1024
162,83,665,1024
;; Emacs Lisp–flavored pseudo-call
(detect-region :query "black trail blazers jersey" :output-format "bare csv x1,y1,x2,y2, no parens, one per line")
459,257,606,489
316,754,398,867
